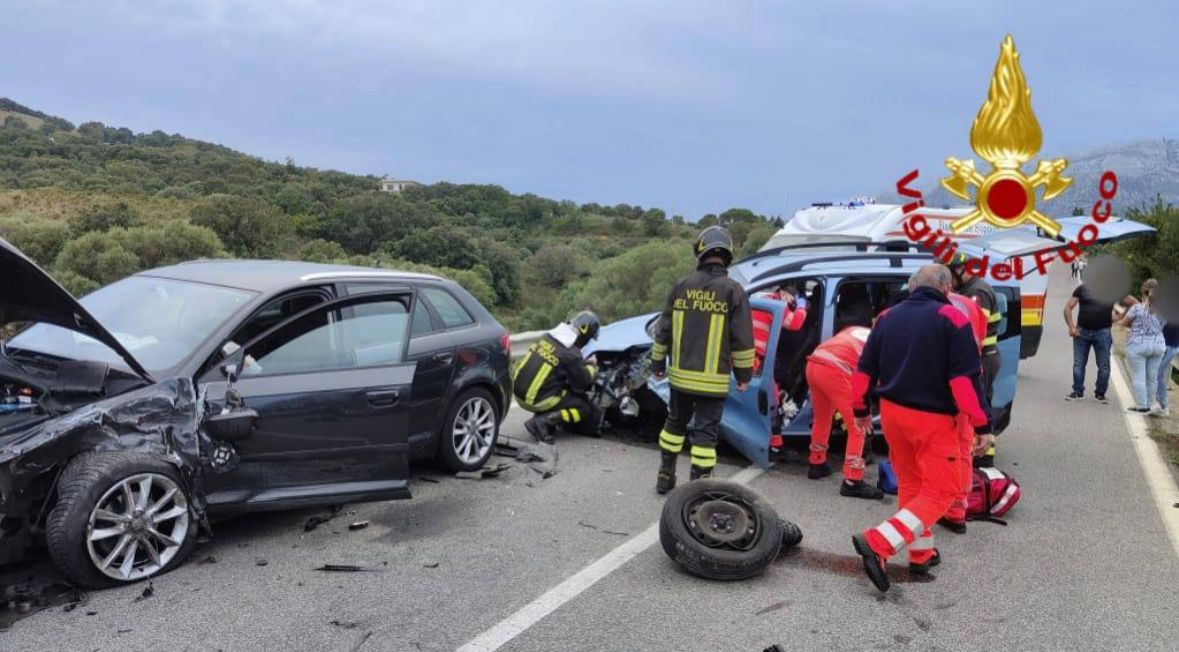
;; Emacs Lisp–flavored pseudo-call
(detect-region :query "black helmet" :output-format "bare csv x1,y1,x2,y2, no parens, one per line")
694,226,734,267
569,310,601,347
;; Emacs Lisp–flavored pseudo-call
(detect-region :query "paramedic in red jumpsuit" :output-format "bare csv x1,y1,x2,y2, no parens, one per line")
752,287,807,450
803,315,883,499
941,292,991,534
850,265,994,592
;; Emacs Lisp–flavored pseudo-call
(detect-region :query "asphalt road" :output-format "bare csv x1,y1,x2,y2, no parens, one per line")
4,266,1179,652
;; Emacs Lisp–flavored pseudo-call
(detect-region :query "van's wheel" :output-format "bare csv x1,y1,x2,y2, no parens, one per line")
659,479,784,581
438,388,500,472
47,452,197,589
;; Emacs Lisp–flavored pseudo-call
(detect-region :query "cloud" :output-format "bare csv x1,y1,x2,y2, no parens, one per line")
107,0,745,101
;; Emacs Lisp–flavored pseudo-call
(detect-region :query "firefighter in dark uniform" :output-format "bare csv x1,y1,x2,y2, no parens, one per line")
513,311,603,444
652,226,756,494
948,254,1001,466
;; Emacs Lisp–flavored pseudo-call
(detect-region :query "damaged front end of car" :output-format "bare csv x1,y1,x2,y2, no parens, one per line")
0,374,212,566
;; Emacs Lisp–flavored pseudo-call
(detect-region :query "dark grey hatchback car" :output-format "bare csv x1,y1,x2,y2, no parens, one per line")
0,240,511,587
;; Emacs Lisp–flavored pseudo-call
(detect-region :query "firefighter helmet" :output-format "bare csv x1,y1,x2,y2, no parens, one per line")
569,310,601,347
694,226,734,267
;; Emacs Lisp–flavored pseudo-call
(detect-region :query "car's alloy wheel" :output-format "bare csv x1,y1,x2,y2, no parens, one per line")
86,472,191,582
452,395,496,465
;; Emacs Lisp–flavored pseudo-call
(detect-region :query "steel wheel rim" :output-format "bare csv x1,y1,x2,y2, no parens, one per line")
683,490,762,551
86,472,190,582
453,396,496,464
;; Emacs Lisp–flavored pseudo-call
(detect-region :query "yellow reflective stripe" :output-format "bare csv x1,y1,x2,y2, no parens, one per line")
660,430,685,453
571,409,581,423
987,311,1002,323
667,375,730,395
671,310,684,369
650,343,667,362
1021,309,1042,327
690,445,718,468
731,347,755,369
525,362,554,406
511,350,533,381
983,335,998,346
560,409,570,421
705,313,724,374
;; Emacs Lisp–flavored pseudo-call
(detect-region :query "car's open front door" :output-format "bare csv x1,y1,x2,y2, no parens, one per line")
716,296,782,469
201,292,417,511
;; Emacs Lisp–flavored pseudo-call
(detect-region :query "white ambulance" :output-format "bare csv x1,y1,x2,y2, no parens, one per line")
759,202,1051,358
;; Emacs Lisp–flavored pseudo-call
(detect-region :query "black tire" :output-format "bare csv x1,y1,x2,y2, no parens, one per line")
659,479,784,581
47,451,197,589
437,387,500,473
779,518,804,549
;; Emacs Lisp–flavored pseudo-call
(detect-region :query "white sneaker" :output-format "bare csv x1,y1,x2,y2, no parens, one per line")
1152,407,1170,417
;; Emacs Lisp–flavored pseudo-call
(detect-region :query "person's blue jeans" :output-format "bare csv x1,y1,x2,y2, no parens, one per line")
1126,339,1166,409
1072,328,1112,396
1157,345,1178,409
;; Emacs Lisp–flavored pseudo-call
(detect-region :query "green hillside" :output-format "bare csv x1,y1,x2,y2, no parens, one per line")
0,98,781,330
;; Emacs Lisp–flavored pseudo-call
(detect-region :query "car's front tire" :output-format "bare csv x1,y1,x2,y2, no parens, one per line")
47,452,197,589
437,387,500,472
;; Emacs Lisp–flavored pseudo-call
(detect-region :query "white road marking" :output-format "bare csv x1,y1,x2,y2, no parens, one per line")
456,465,765,652
1108,356,1179,558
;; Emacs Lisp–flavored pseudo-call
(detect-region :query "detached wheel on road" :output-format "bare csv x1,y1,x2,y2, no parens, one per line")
47,452,197,589
438,387,500,472
659,479,784,581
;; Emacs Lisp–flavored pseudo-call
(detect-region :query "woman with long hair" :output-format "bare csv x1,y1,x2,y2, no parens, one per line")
1117,279,1167,414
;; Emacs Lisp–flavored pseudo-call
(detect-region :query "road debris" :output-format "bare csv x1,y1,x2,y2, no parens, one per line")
133,583,154,602
315,564,369,573
455,463,512,480
577,521,598,530
331,619,363,629
423,561,440,569
515,443,558,478
348,521,370,531
256,559,269,567
415,476,441,483
602,529,629,536
304,505,345,532
201,555,218,564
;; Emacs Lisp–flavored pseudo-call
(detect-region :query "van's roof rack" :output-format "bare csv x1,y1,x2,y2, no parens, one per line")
739,240,927,265
749,252,934,283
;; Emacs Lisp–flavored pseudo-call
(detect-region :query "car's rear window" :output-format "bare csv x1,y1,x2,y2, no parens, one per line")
422,288,474,329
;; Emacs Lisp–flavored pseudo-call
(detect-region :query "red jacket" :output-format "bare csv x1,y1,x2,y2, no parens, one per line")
807,326,871,376
752,297,807,371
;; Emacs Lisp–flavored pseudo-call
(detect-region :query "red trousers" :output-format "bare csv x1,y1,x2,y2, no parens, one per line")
863,399,961,564
805,361,865,481
944,415,974,523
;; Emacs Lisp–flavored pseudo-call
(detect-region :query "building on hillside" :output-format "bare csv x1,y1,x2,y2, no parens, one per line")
379,176,421,193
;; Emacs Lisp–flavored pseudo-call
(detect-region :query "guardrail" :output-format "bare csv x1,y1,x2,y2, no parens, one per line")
508,331,544,358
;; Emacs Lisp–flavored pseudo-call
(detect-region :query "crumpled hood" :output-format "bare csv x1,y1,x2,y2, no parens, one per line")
0,237,151,382
548,322,578,348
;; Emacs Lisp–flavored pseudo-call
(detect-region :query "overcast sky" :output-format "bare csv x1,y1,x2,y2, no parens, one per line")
4,1,1177,218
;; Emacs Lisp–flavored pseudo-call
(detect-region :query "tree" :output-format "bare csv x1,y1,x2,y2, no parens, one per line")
69,201,143,233
561,239,696,323
113,222,226,268
1104,195,1179,287
389,225,480,269
54,232,141,285
528,244,590,289
477,238,522,306
319,194,438,254
189,194,291,257
738,223,778,259
299,239,348,263
0,214,72,266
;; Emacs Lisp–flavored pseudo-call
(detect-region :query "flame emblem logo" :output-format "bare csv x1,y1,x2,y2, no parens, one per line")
942,35,1071,237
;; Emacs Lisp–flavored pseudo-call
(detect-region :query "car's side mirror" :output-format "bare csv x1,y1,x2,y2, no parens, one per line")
204,409,257,442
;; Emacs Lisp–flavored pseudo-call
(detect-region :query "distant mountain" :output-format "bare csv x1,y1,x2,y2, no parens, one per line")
884,138,1179,217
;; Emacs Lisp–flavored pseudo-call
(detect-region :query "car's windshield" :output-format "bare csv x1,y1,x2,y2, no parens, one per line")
7,276,256,375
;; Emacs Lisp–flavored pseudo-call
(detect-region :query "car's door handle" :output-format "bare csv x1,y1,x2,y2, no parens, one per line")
432,352,454,365
367,389,401,407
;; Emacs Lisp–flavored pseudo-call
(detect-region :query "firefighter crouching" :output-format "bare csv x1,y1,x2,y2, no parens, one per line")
850,265,993,592
652,226,755,494
513,311,604,444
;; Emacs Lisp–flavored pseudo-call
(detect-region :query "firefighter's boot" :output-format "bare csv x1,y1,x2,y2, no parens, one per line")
656,452,678,495
524,412,560,445
689,465,713,481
